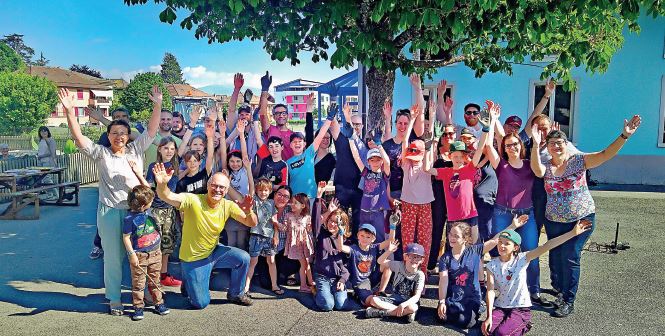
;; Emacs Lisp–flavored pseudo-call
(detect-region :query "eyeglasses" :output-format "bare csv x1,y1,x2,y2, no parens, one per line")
275,192,290,199
408,255,424,261
273,111,288,116
209,184,227,191
109,131,128,137
352,123,363,128
547,140,566,147
444,132,455,137
465,110,480,116
504,143,520,149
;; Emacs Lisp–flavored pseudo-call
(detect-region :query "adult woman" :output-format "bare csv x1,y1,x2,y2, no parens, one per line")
314,129,336,184
58,86,162,315
37,126,58,198
428,124,455,271
532,115,641,317
382,102,412,201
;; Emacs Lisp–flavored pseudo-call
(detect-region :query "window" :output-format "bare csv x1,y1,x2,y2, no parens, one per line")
659,76,665,147
77,89,84,100
76,107,86,117
422,83,453,117
528,80,579,141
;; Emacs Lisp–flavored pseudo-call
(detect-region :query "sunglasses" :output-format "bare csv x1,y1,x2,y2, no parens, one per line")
504,143,520,149
465,110,480,116
444,132,455,137
407,148,422,153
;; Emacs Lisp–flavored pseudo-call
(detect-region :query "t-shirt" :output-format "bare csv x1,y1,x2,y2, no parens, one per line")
122,211,161,252
250,198,277,237
144,133,182,169
438,244,483,304
495,159,535,210
359,168,390,211
348,244,381,287
228,126,258,164
543,153,595,222
432,158,453,213
146,162,178,209
266,125,294,160
315,152,336,183
176,169,209,194
473,160,498,205
382,138,404,193
258,158,288,186
400,160,435,204
332,132,361,190
436,163,479,221
286,145,317,198
229,168,249,196
178,194,245,262
389,260,426,298
80,132,154,209
486,253,532,308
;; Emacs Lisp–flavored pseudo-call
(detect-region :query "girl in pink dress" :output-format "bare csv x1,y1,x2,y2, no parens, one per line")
285,193,315,292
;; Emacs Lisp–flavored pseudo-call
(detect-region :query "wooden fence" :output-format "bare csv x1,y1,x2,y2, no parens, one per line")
0,136,71,151
0,153,99,185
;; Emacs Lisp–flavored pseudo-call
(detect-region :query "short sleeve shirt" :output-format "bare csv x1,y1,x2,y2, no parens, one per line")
250,198,277,237
176,169,209,194
348,244,381,287
178,194,245,262
359,168,391,211
438,244,483,303
486,253,532,308
436,163,479,221
122,211,161,252
389,260,426,298
80,132,154,209
258,158,288,186
495,159,535,210
286,145,317,198
146,162,178,208
400,160,435,204
543,153,595,222
266,125,294,160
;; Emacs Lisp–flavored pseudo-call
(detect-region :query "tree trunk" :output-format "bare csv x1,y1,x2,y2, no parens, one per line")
365,66,395,136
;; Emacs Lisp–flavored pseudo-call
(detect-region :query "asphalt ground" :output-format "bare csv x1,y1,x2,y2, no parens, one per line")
0,186,664,335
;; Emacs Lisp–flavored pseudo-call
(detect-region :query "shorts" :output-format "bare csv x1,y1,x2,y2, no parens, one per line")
353,279,379,305
152,207,177,254
376,294,411,306
248,234,277,258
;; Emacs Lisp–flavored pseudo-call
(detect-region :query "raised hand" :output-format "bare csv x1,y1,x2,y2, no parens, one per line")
57,88,75,113
190,105,203,126
572,219,593,236
410,103,423,117
443,96,454,115
306,92,316,112
545,79,556,97
409,73,421,88
236,194,255,214
387,239,400,253
127,159,141,176
433,121,444,138
87,106,105,121
437,79,448,98
152,162,173,185
513,214,529,228
148,85,163,104
237,119,247,134
328,198,339,213
326,102,338,121
204,122,215,139
260,71,272,92
234,73,244,90
551,121,560,131
372,130,383,147
316,181,327,199
531,123,542,144
622,115,641,138
341,102,351,119
486,100,501,121
383,98,392,120
242,156,251,168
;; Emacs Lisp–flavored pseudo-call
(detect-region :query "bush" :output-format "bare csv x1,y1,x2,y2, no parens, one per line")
59,123,67,128
0,72,58,135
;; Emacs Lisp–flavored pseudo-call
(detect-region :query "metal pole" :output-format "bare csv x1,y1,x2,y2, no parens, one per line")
357,64,367,138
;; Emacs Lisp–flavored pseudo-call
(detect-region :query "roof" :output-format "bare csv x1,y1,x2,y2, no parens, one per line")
274,78,324,91
316,69,358,96
165,83,213,98
109,79,128,90
26,66,115,90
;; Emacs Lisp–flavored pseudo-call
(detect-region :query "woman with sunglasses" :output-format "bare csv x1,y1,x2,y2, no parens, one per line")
531,115,641,317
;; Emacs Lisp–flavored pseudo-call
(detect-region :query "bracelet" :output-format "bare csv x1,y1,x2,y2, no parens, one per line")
619,133,628,140
389,224,397,231
482,126,490,133
438,299,446,305
127,250,136,256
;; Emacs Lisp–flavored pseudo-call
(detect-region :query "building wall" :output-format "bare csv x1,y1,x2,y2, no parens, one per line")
392,14,665,184
48,87,94,126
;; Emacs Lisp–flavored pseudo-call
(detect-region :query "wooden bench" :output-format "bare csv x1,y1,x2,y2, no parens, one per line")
0,181,80,220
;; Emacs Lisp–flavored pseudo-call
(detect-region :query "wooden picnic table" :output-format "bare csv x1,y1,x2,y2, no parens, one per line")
0,167,79,220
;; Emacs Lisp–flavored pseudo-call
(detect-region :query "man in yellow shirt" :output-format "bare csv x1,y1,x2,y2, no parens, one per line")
153,163,257,308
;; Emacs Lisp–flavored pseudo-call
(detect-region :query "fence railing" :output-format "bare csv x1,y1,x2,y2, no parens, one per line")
0,153,99,185
0,136,71,151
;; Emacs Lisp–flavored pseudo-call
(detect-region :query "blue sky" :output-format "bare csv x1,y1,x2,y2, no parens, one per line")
1,0,351,93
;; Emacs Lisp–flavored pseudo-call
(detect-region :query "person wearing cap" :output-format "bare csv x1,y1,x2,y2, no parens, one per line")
226,104,259,164
285,104,337,201
399,104,435,275
530,115,641,317
349,140,391,242
438,84,482,140
365,242,426,323
503,115,523,135
483,219,592,334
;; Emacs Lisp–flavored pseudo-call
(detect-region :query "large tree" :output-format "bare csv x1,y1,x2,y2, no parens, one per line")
1,34,35,65
0,72,58,135
120,72,172,122
33,52,49,66
160,52,186,84
125,0,664,132
70,64,103,78
0,42,25,72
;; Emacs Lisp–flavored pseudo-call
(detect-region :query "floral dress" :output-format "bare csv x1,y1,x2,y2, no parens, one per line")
284,213,314,260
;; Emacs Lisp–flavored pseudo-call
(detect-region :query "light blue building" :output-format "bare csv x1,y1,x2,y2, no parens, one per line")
391,14,665,185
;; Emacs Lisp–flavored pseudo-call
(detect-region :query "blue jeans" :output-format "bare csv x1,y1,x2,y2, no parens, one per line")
313,273,348,311
474,196,494,242
544,213,595,304
492,206,540,295
180,244,250,309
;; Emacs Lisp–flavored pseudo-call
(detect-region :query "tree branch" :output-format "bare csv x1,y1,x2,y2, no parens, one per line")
399,54,467,68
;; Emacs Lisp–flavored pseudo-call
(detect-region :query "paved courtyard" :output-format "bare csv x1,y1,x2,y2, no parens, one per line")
0,186,664,335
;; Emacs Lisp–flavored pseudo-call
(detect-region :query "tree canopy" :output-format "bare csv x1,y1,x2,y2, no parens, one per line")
1,34,35,65
160,52,186,84
33,52,49,66
120,72,172,122
0,42,25,72
0,72,58,135
70,64,103,78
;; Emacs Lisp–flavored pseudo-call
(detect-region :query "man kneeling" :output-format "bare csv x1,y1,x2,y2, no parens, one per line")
153,163,257,309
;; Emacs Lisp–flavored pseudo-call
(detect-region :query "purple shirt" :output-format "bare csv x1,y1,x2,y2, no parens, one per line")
359,168,391,211
495,159,535,210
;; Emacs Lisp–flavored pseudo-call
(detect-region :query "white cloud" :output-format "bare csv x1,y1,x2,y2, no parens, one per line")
182,65,277,90
101,65,162,82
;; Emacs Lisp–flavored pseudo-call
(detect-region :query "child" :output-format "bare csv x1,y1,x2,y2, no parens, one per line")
364,242,426,323
123,161,170,321
311,181,351,311
284,193,315,292
175,122,216,194
253,115,288,188
482,220,592,335
428,140,482,244
437,216,527,330
350,142,391,243
145,136,181,287
244,178,282,295
223,120,255,251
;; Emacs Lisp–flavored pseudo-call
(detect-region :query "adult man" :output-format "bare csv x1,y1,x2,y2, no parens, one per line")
89,107,140,147
153,163,257,309
170,111,187,139
258,71,295,160
226,73,259,162
144,109,182,165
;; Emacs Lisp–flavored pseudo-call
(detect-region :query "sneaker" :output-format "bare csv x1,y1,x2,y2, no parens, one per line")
228,293,253,306
531,293,554,308
154,303,170,315
132,307,144,321
160,274,182,287
109,302,123,316
89,247,103,260
554,293,564,307
406,312,416,323
553,302,574,318
364,307,385,319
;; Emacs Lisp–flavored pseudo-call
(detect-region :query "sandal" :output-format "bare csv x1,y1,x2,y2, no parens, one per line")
272,288,285,295
109,302,124,316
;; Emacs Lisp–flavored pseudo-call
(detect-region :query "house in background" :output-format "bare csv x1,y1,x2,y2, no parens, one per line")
390,14,665,185
274,79,330,119
27,66,115,126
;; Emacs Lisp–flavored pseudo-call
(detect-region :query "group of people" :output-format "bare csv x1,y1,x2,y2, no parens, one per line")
57,71,641,335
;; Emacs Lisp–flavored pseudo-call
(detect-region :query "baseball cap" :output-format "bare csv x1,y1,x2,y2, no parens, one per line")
366,148,382,160
238,104,251,114
403,140,425,161
460,128,475,138
448,141,467,153
358,223,376,236
500,229,522,245
404,243,425,257
505,115,522,128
